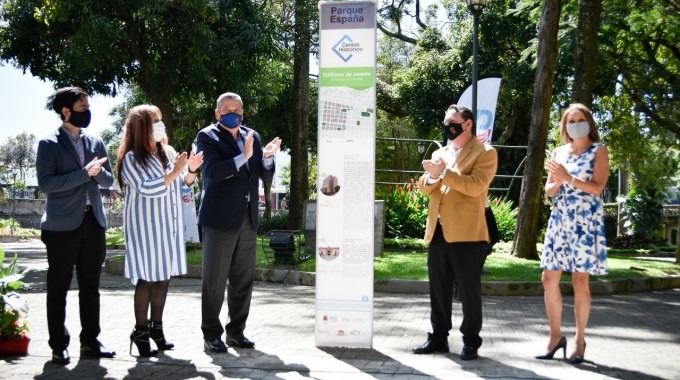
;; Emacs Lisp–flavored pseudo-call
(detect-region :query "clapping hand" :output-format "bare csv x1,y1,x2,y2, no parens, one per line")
422,158,445,179
86,157,108,177
188,150,204,173
546,159,570,183
173,152,188,175
264,137,282,158
244,131,254,159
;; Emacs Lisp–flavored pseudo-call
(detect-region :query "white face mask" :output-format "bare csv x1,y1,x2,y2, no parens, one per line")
152,121,166,142
566,121,590,140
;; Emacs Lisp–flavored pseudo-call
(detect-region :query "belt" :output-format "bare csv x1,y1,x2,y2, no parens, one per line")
85,205,93,212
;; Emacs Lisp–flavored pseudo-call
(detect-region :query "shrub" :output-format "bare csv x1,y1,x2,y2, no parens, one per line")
0,249,30,340
489,196,518,242
619,191,664,240
258,211,289,234
384,237,428,250
0,219,39,237
377,181,429,239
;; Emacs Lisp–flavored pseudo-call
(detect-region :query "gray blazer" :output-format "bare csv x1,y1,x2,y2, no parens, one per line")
36,127,114,231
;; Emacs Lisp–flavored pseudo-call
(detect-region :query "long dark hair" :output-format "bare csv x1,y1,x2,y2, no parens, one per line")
116,105,169,189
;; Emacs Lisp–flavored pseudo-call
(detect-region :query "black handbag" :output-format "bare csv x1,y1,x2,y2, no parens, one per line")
485,207,499,255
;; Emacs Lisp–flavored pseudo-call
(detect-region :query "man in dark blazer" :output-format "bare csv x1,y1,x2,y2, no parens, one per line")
197,92,281,353
413,104,497,360
36,87,116,364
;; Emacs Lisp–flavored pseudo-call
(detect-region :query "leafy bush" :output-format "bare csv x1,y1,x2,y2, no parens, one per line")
489,197,518,242
106,226,125,246
0,218,39,237
377,181,429,239
609,234,657,249
258,211,289,234
384,237,428,250
0,249,30,339
619,191,663,241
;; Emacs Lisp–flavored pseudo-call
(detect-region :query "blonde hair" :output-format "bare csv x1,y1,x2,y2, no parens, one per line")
559,103,600,143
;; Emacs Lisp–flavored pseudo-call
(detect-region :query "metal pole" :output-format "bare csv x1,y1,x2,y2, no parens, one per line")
11,170,16,235
472,9,480,121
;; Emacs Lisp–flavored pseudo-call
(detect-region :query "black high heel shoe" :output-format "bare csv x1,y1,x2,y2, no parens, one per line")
569,341,586,364
535,336,567,360
149,320,174,350
130,325,159,357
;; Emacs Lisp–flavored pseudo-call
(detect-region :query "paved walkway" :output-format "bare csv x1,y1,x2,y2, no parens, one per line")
2,239,679,379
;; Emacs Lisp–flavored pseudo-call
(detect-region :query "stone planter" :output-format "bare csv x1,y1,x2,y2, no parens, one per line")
0,235,24,243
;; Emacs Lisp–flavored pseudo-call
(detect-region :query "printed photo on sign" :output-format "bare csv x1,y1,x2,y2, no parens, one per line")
320,174,341,196
318,246,340,261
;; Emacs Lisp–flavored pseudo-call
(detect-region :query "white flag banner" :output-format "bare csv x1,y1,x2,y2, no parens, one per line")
456,76,502,144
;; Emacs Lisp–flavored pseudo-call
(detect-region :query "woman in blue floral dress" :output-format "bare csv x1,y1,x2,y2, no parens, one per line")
536,103,609,364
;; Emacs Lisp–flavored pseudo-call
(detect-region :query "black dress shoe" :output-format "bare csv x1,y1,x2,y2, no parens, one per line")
460,345,479,360
52,349,70,365
412,333,449,354
226,333,255,349
204,338,228,353
80,341,116,358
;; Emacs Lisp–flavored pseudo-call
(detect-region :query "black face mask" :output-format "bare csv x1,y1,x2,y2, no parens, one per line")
443,122,464,141
68,109,92,129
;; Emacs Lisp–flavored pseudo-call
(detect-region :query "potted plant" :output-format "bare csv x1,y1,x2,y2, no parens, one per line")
0,248,30,356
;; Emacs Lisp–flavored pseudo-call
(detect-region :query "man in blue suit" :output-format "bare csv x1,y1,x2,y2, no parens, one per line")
197,92,281,353
36,87,116,364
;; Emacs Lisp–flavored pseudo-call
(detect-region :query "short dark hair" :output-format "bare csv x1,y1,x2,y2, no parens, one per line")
446,104,476,135
51,87,89,120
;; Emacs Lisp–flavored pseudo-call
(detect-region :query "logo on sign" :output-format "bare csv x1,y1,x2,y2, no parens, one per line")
332,34,363,62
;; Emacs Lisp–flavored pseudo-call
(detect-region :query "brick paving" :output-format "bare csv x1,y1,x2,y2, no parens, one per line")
2,239,679,379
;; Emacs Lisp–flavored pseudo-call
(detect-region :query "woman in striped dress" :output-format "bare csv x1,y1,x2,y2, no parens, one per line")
116,105,203,356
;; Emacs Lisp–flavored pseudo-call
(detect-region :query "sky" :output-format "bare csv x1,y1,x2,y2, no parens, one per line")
0,65,123,143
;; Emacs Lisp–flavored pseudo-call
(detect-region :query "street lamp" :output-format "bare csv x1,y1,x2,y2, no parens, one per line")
7,167,17,235
466,0,488,121
417,141,425,155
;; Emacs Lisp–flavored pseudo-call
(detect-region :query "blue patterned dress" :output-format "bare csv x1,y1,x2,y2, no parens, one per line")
541,143,608,275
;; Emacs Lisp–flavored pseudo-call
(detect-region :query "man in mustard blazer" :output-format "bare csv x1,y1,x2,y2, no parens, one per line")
412,105,497,360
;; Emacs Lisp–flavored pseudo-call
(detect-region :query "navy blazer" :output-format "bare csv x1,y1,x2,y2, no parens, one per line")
196,123,274,232
36,127,114,231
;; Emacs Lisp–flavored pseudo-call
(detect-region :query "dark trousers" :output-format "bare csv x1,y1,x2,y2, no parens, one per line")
428,222,487,349
201,213,257,340
41,210,106,350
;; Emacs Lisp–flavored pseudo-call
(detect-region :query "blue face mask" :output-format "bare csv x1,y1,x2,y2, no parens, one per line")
219,112,242,129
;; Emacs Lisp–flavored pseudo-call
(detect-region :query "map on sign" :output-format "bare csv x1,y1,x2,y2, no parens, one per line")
319,87,375,138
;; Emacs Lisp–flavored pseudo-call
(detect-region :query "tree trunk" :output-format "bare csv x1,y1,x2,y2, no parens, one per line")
676,204,680,265
617,164,629,236
288,0,312,230
512,0,563,260
572,0,602,107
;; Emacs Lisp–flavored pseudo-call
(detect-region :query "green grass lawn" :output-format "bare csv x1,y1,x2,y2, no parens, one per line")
175,240,679,282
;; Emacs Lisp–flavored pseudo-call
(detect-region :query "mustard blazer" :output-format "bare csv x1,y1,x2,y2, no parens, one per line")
418,138,498,243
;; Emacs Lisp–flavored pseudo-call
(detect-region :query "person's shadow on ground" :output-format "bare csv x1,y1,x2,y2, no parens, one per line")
207,347,315,379
567,359,667,380
126,351,217,379
449,355,552,379
35,357,109,380
320,347,432,378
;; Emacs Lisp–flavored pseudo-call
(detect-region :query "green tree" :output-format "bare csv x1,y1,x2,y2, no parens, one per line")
0,0,282,149
0,132,37,181
287,0,317,228
511,0,562,260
